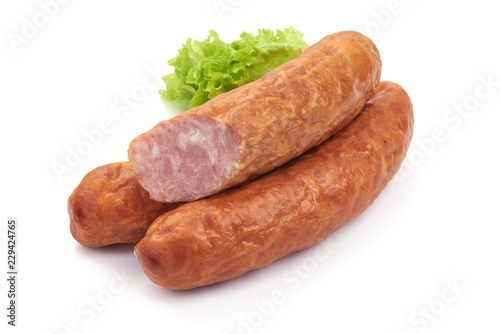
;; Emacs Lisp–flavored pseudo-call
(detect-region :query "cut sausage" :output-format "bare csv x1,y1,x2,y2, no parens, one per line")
135,81,414,290
128,31,382,202
68,162,180,248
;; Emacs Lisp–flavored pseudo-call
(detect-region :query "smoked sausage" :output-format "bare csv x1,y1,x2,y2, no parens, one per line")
135,81,414,289
128,31,382,203
68,162,180,248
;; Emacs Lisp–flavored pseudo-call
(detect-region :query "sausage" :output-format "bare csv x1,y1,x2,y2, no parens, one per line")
128,31,382,203
134,81,414,290
68,162,180,248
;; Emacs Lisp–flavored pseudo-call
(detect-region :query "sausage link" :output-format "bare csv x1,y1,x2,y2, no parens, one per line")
135,81,414,289
68,162,180,248
128,31,382,202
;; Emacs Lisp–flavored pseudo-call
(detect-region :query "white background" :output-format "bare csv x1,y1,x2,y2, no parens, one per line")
1,0,499,333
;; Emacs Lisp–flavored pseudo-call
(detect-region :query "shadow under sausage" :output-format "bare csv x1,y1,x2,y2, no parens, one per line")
75,242,136,256
73,242,141,274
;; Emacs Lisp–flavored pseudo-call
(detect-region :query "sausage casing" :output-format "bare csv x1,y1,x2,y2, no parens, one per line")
135,81,414,289
128,31,382,202
68,162,179,248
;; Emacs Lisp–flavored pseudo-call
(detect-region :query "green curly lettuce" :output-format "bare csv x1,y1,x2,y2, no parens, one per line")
160,27,308,110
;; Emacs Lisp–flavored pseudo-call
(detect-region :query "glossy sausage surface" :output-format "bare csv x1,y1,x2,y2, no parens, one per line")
68,162,179,248
135,81,414,289
128,31,382,202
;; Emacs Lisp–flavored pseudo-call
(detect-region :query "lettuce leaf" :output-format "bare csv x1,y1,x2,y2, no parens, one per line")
160,27,308,110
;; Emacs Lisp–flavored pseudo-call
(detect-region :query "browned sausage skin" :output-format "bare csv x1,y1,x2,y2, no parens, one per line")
135,81,414,290
68,162,180,248
128,31,382,203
